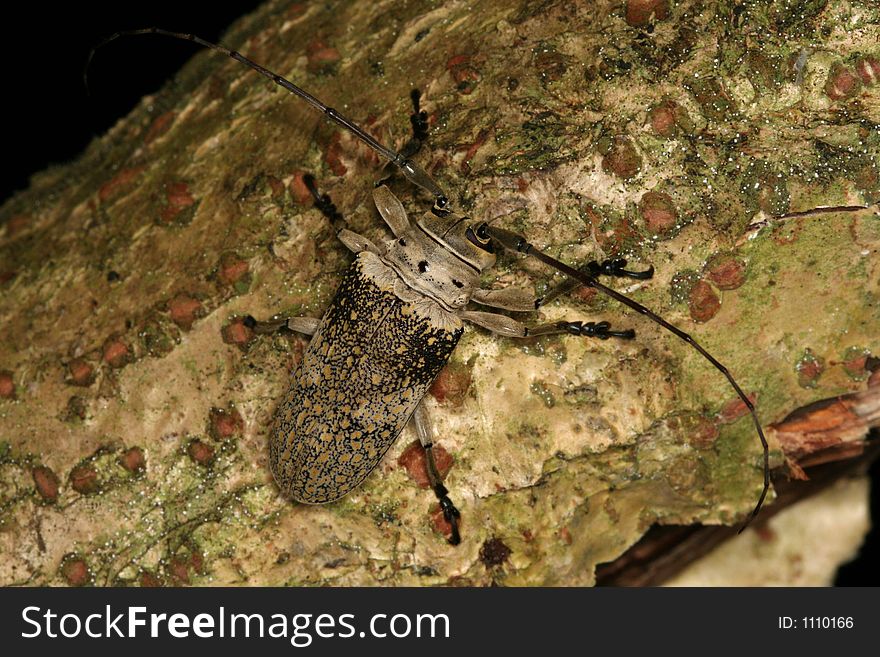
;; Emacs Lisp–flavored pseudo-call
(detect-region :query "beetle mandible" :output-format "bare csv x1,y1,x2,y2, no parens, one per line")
92,28,770,545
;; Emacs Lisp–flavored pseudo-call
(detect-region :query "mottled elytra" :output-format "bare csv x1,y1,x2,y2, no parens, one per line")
91,29,770,545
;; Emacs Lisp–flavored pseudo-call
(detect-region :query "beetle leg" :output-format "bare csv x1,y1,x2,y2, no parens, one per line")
535,258,654,307
338,228,381,255
472,259,654,312
399,88,429,159
471,286,542,312
303,173,346,233
375,88,430,187
534,258,655,308
592,258,655,280
459,310,635,340
243,316,320,336
372,185,411,237
410,402,461,545
302,174,383,254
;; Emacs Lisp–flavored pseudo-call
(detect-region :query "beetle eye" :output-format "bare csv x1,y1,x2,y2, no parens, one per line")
466,225,494,252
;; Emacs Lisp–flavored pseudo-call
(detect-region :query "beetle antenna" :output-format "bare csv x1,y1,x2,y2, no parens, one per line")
86,28,449,208
484,224,770,532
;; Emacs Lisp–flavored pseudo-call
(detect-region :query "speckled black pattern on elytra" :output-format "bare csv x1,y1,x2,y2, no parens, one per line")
270,254,463,503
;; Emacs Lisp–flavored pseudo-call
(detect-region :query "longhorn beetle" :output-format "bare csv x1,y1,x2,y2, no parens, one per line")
91,28,770,545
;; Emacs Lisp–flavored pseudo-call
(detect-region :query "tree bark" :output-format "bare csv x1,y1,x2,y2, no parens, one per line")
1,0,879,586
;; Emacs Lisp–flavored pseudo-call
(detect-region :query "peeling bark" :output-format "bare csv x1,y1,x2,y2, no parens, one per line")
1,0,879,586
598,382,880,586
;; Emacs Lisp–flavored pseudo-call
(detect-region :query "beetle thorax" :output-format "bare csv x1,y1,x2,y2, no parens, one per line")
380,225,481,310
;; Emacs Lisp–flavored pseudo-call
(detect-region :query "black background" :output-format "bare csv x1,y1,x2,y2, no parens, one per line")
0,2,263,204
1,3,878,585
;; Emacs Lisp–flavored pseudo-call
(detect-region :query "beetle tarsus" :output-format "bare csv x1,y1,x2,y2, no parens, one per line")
400,88,429,158
436,487,462,546
429,471,461,545
587,258,655,280
303,173,346,231
376,88,431,188
560,320,636,340
409,89,429,140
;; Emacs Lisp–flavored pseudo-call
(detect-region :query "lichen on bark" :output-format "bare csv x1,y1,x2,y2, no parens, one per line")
1,0,878,586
